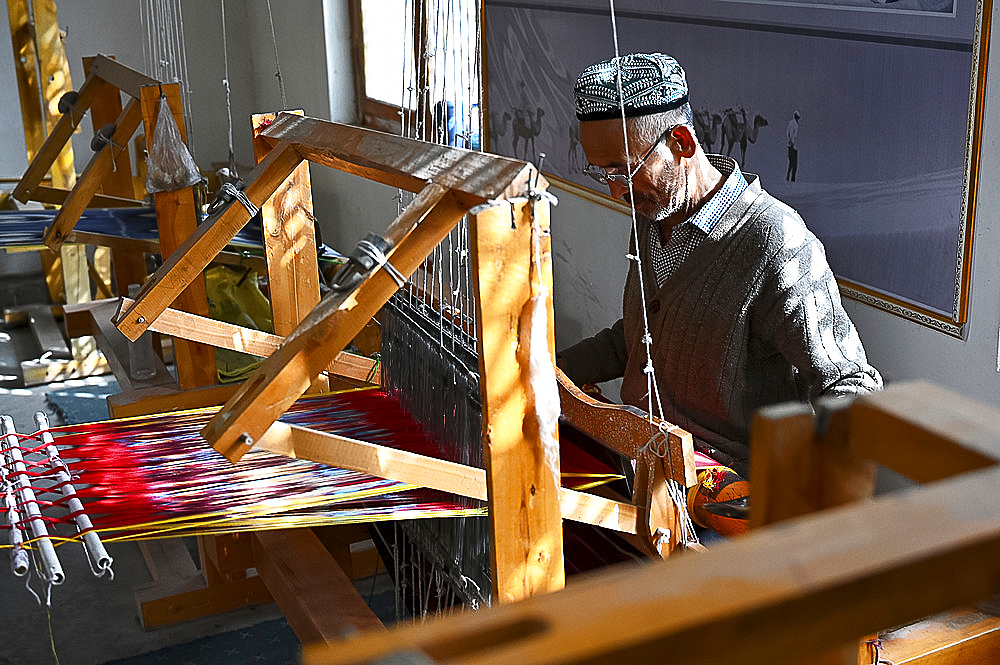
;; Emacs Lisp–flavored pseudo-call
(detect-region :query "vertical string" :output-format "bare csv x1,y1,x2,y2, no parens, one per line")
608,0,664,423
265,0,288,109
607,0,697,547
220,0,237,178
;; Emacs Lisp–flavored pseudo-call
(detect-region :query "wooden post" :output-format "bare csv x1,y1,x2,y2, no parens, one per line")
138,83,217,390
251,111,327,393
470,199,565,602
82,56,134,198
83,55,145,295
751,398,877,664
7,0,74,189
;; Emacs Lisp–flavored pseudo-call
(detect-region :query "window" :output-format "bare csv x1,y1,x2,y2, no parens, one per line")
350,0,481,148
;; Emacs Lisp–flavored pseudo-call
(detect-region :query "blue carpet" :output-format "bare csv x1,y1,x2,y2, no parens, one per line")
99,618,300,665
45,376,120,425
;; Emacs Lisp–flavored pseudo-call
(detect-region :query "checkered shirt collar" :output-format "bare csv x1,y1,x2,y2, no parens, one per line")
685,154,747,235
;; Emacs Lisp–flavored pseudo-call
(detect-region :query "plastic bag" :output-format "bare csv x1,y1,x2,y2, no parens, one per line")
145,95,202,193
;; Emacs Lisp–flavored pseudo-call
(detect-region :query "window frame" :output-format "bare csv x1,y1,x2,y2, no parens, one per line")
348,0,432,134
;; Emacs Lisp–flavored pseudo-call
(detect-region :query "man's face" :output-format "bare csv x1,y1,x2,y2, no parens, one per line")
579,118,686,223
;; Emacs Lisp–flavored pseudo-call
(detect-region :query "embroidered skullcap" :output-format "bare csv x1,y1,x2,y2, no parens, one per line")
574,53,688,121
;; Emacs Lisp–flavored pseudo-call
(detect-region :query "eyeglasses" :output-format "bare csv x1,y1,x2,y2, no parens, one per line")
583,129,669,186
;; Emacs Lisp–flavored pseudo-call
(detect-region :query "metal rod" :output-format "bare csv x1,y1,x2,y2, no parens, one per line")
0,416,63,584
34,413,113,577
3,483,30,576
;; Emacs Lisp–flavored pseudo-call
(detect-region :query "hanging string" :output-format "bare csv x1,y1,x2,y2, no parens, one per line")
607,0,697,548
607,0,664,425
220,0,238,179
139,0,196,159
265,0,288,109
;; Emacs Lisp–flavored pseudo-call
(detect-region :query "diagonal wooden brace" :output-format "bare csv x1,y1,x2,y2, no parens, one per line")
12,73,105,203
113,142,304,342
201,182,470,462
44,97,144,251
557,368,695,486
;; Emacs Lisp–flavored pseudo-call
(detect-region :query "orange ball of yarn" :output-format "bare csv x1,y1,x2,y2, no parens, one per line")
686,466,750,537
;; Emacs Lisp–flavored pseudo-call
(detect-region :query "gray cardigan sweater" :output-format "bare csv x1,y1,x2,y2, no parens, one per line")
559,172,882,469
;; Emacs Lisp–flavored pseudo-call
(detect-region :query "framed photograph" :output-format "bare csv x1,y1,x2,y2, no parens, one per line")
483,0,991,336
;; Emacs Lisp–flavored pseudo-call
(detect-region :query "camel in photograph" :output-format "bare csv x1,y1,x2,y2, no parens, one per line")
512,107,545,161
721,107,768,165
693,109,723,153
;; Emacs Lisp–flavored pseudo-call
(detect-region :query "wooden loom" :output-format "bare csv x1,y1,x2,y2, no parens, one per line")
298,380,1000,665
8,52,224,395
7,51,371,625
111,112,697,617
103,114,1000,659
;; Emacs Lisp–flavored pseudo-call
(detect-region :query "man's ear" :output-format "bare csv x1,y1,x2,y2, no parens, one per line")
670,125,697,158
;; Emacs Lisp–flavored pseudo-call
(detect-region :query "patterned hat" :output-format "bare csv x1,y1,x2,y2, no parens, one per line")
574,53,688,121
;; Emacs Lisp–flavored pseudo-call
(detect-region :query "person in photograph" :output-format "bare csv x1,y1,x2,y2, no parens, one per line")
558,53,882,474
786,110,800,182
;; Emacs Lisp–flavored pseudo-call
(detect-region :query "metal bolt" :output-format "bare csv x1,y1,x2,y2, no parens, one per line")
136,316,145,324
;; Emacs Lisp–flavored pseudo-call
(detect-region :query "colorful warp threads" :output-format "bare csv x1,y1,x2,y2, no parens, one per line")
2,389,622,559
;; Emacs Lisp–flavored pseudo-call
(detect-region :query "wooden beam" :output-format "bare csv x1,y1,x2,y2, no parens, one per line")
303,464,1000,665
259,113,538,203
879,607,1000,664
8,0,75,192
63,232,268,275
557,368,695,486
253,529,384,643
850,380,1000,482
9,0,47,166
117,297,379,384
200,183,468,462
85,53,158,99
114,142,304,341
255,420,641,534
138,83,216,390
135,571,270,630
44,98,144,250
107,383,242,420
471,199,564,602
252,111,327,393
27,185,143,208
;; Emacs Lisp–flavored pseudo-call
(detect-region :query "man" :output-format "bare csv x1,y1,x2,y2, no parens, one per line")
558,53,881,475
786,110,800,182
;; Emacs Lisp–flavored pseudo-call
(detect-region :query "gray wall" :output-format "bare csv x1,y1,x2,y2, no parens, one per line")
2,1,999,408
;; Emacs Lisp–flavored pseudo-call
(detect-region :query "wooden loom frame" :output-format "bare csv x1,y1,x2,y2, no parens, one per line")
8,52,224,390
11,53,147,215
300,380,1000,665
112,112,697,604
